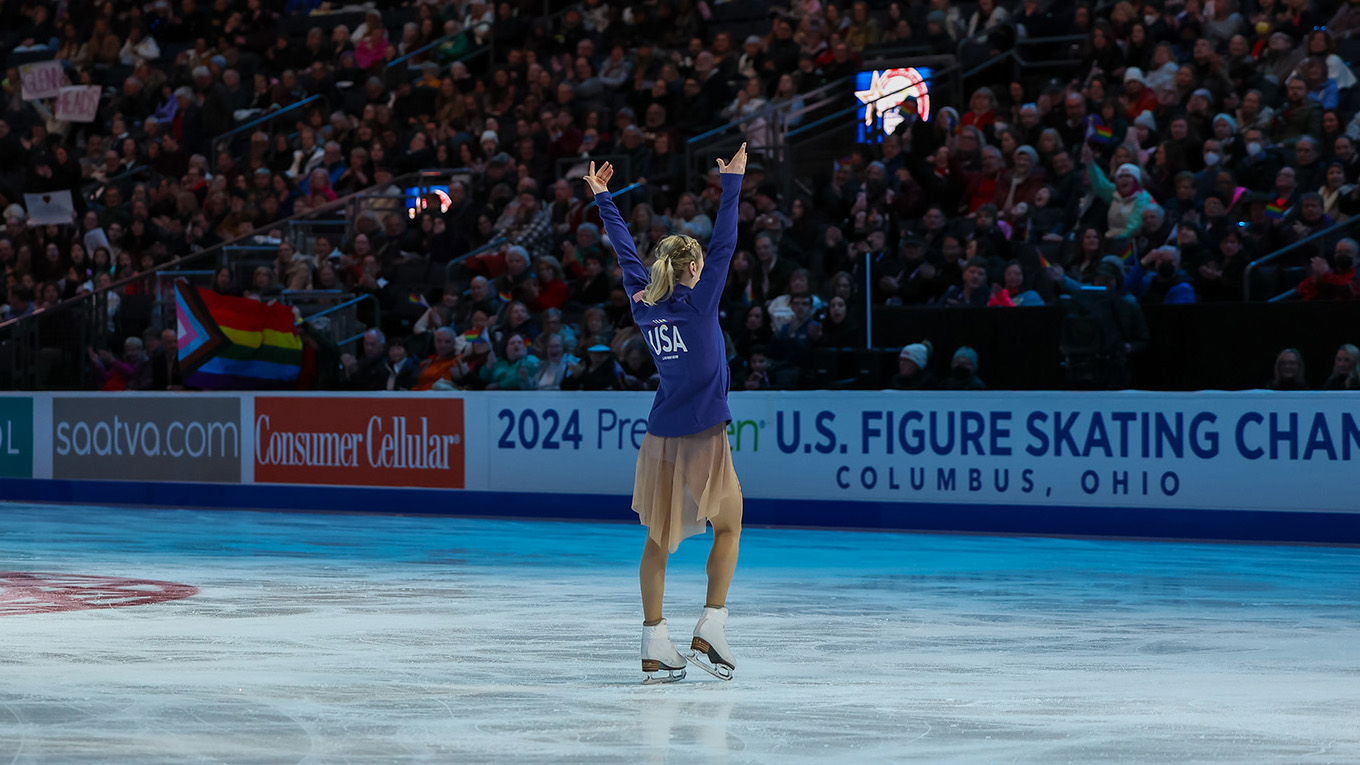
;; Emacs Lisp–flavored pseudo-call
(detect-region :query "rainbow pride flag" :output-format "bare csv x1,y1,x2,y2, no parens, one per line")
175,279,302,389
1265,198,1287,220
1118,241,1136,263
1091,124,1114,145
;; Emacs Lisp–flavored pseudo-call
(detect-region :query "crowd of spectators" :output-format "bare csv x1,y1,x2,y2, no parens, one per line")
0,0,1358,392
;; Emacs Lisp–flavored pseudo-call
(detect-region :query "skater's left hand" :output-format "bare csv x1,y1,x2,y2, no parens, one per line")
583,161,614,195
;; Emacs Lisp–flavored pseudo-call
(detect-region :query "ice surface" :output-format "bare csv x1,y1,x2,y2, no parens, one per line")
1,502,1358,763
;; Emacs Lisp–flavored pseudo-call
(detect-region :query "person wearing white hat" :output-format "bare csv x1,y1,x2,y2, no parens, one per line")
1121,67,1158,122
1083,137,1154,239
890,341,937,390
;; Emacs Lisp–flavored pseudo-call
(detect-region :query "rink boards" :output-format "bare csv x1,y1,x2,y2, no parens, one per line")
1,390,1359,545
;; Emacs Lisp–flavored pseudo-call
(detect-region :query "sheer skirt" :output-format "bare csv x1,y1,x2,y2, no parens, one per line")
632,422,743,553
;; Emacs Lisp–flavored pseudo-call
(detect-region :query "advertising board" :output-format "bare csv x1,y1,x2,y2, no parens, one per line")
50,397,241,482
254,397,465,489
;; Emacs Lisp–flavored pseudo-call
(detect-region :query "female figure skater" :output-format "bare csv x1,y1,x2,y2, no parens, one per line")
583,144,747,684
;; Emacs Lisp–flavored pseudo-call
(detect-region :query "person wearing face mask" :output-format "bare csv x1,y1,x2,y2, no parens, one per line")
1234,128,1285,191
1297,239,1358,300
938,346,986,390
1195,142,1225,198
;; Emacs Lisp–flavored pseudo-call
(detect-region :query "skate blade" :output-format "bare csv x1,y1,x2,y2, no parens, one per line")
687,652,734,681
641,668,686,685
689,637,735,680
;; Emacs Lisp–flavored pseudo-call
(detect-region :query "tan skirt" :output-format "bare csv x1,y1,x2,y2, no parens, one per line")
632,422,743,553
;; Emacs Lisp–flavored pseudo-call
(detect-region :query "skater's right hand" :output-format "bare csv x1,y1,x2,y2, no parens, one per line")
717,142,747,175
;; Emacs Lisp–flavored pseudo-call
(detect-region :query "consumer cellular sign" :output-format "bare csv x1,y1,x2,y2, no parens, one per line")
254,397,465,488
51,397,241,482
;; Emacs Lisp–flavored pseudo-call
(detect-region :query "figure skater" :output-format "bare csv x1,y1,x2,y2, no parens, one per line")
582,144,747,684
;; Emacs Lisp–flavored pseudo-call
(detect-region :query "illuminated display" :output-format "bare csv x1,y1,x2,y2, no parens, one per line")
855,67,932,143
405,186,453,219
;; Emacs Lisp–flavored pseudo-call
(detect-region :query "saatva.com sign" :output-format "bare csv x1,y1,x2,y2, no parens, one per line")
50,397,240,482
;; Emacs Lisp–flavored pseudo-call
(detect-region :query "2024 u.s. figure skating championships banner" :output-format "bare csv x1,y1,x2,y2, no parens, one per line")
4,391,1359,529
477,391,1360,515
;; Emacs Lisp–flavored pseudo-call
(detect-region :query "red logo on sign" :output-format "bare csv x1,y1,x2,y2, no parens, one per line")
254,397,465,488
0,572,199,615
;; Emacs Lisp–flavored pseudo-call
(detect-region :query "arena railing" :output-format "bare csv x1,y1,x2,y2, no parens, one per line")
0,169,470,390
211,94,327,171
443,236,508,285
81,165,156,206
957,33,1088,88
1243,214,1360,301
684,75,856,193
387,29,492,72
303,293,382,352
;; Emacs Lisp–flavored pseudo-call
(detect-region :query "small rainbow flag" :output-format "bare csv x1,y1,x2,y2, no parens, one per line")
498,290,513,303
407,292,428,307
175,280,302,389
1039,254,1052,269
463,328,489,344
1119,241,1135,263
1265,198,1287,220
1091,124,1114,144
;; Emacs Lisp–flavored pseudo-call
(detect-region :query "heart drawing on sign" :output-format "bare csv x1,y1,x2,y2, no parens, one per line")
42,195,52,204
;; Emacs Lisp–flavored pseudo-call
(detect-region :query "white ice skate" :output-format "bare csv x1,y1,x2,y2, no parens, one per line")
689,606,735,680
641,619,687,685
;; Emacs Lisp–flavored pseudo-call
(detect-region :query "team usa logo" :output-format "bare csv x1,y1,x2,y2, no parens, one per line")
644,320,688,360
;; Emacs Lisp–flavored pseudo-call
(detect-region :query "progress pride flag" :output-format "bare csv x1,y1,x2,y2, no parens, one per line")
254,397,465,489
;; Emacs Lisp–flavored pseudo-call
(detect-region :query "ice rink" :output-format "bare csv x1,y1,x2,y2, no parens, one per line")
1,502,1358,763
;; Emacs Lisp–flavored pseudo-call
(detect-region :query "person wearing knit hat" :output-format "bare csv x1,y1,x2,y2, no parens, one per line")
996,145,1046,219
891,341,937,390
1084,132,1154,238
1121,66,1158,121
940,346,986,390
1211,113,1238,140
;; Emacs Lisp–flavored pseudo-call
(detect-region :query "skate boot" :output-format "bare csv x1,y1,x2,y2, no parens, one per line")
689,606,735,680
641,619,687,685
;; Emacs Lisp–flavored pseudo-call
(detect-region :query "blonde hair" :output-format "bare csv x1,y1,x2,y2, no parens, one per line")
640,234,703,305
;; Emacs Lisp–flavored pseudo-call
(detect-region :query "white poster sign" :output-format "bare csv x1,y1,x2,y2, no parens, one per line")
54,86,100,122
19,61,67,100
23,190,75,225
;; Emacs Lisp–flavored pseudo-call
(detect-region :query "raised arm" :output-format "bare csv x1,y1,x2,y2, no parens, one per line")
584,161,648,299
1083,144,1116,203
693,143,747,311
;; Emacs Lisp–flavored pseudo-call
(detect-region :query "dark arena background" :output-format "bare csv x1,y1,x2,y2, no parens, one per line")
0,0,1358,761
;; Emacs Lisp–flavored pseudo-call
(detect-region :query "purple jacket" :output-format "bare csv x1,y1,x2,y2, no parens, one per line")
595,173,742,437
